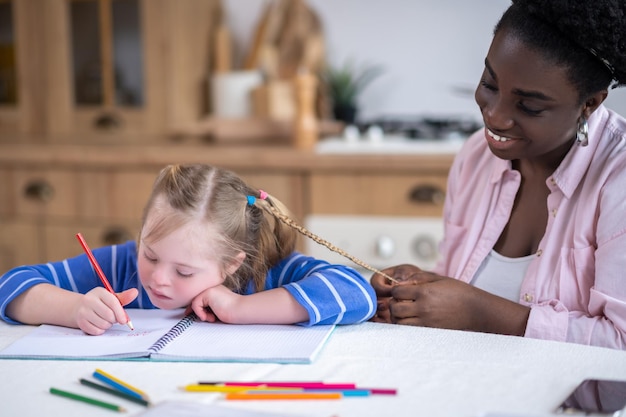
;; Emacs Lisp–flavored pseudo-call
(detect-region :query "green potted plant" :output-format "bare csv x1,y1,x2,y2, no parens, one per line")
322,60,383,124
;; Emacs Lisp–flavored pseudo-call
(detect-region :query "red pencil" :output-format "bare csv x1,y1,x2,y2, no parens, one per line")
76,233,134,330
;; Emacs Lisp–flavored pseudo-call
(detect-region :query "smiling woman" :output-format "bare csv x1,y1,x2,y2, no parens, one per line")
371,0,626,350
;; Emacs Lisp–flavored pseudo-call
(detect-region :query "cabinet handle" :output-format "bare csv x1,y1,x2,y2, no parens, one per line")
24,180,55,202
102,227,134,245
93,113,123,131
408,184,445,205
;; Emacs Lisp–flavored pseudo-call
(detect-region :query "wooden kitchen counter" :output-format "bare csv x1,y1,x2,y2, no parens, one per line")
0,142,454,174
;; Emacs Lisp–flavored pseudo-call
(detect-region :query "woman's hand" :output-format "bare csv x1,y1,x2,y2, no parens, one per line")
370,264,423,323
74,287,138,335
372,265,530,335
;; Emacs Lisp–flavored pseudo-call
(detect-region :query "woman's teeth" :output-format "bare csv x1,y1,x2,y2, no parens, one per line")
487,129,512,142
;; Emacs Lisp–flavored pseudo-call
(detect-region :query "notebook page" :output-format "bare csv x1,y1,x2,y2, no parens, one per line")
152,320,335,363
0,309,185,360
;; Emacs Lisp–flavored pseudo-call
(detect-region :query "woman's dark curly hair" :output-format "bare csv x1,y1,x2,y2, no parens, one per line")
495,0,626,103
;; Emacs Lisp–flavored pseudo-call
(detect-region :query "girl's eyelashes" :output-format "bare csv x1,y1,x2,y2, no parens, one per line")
176,270,193,278
143,252,157,263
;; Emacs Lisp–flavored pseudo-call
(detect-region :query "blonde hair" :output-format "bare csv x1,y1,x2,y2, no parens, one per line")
141,164,394,292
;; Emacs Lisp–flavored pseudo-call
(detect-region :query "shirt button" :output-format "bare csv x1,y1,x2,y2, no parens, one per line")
552,208,557,217
550,177,556,185
524,293,533,302
536,249,543,257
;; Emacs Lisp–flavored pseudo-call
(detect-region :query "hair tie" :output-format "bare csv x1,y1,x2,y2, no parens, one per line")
247,190,268,206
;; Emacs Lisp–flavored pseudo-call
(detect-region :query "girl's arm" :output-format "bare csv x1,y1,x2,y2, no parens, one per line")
190,286,308,324
266,253,377,325
6,283,137,334
7,283,86,327
190,252,376,326
0,241,142,334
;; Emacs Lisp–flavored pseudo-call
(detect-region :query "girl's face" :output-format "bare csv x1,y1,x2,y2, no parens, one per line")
474,29,584,168
137,216,236,310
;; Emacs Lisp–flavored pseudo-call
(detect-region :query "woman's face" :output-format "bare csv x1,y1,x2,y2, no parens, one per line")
474,29,584,166
137,216,227,310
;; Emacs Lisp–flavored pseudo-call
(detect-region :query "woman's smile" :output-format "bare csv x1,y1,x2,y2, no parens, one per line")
484,127,521,151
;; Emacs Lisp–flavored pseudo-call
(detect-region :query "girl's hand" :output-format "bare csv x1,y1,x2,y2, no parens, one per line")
370,264,423,323
188,285,241,323
73,287,138,335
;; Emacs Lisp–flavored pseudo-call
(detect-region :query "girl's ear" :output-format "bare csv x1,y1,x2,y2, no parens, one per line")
225,251,246,276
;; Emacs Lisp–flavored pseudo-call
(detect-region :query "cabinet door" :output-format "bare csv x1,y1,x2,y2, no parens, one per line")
309,173,447,217
44,220,140,261
42,0,219,141
0,221,40,270
6,165,157,261
0,0,45,139
43,0,166,139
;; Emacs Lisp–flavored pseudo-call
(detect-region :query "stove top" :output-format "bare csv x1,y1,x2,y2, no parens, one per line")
358,115,483,140
316,115,483,155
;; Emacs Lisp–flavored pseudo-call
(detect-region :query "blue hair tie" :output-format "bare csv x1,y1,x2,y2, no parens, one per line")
246,195,256,205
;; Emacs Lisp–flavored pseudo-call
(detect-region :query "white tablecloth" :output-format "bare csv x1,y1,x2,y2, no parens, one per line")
1,321,625,417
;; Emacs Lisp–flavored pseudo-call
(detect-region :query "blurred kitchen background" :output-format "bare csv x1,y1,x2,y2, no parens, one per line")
223,0,626,121
1,0,624,273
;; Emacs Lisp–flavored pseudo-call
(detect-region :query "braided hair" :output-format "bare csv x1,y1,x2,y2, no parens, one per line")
495,0,626,102
142,164,396,296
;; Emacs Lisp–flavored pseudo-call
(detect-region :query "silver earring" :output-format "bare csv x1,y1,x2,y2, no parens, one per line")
576,116,588,147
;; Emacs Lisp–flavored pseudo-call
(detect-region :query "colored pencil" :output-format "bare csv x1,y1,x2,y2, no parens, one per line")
80,379,150,406
363,387,398,395
225,391,343,400
76,233,133,330
198,381,396,395
199,381,357,389
93,369,150,401
181,385,299,393
49,387,126,412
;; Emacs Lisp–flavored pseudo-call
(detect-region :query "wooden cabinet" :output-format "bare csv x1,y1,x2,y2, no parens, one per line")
0,221,40,273
0,0,220,142
0,144,454,270
0,145,317,267
309,173,447,217
0,164,158,263
0,0,45,138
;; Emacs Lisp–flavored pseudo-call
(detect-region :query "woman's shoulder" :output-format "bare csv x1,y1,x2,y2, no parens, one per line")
601,106,626,144
591,106,626,170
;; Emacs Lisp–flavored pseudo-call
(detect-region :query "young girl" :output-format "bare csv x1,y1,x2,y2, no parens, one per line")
0,164,376,335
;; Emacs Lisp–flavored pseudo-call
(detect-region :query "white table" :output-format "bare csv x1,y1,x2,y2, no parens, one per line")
1,320,625,417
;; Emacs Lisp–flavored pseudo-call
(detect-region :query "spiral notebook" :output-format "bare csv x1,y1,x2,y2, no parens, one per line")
0,309,335,363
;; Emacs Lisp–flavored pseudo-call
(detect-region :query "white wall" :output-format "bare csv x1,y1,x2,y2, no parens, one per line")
224,0,626,120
